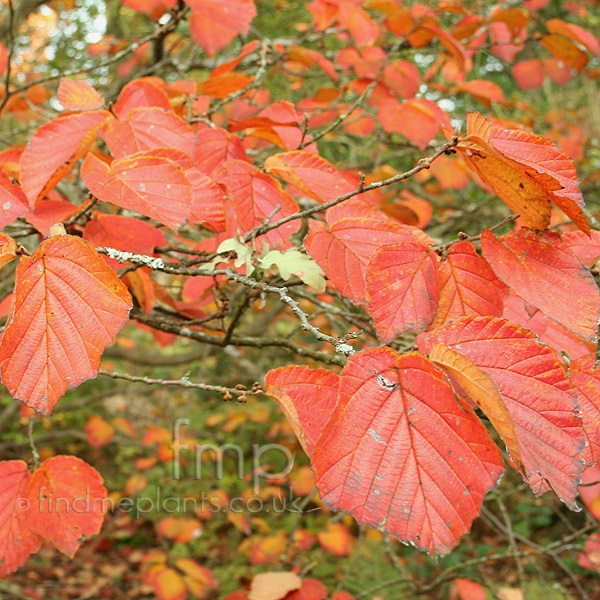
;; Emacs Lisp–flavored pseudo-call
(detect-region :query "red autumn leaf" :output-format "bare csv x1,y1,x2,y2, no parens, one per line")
424,316,584,507
186,0,257,56
84,415,116,448
489,20,525,63
569,358,600,465
310,348,503,555
325,197,392,223
383,59,421,99
0,235,132,415
112,79,171,119
458,112,589,232
57,78,104,111
0,461,42,576
430,240,507,329
0,169,27,228
264,365,339,455
502,292,593,361
19,110,109,207
337,2,379,47
100,107,196,159
215,159,300,249
193,127,248,175
453,578,487,600
379,98,451,149
284,578,328,600
264,150,355,203
511,59,544,90
543,57,572,85
81,151,193,230
305,218,421,306
490,121,584,211
561,229,600,267
480,228,600,342
578,533,600,573
82,213,167,270
185,167,226,232
23,198,80,236
0,42,7,76
246,100,312,151
25,455,107,558
366,242,439,342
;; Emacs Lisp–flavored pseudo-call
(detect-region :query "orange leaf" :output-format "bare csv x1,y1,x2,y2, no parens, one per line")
458,112,589,232
0,461,42,576
264,365,339,456
215,159,300,249
380,98,451,149
100,106,196,159
453,578,487,600
366,242,439,342
481,229,600,341
57,78,104,111
540,34,588,72
0,232,17,270
0,235,132,414
112,78,171,118
425,316,584,506
317,522,353,556
82,213,167,270
546,19,600,57
338,2,379,47
81,151,193,230
569,358,600,465
311,349,503,555
511,59,544,90
199,71,253,98
153,566,188,600
428,343,522,470
23,198,80,236
431,240,507,329
264,150,354,203
25,456,107,558
85,415,116,448
19,110,109,207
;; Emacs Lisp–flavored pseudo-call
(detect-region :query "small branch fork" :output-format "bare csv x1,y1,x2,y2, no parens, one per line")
243,136,460,242
98,369,261,401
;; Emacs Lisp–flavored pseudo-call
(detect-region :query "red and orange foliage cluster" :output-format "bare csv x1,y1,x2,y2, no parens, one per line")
1,0,600,597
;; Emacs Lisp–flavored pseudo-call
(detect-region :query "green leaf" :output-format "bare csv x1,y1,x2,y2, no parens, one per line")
260,250,326,292
217,237,254,275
